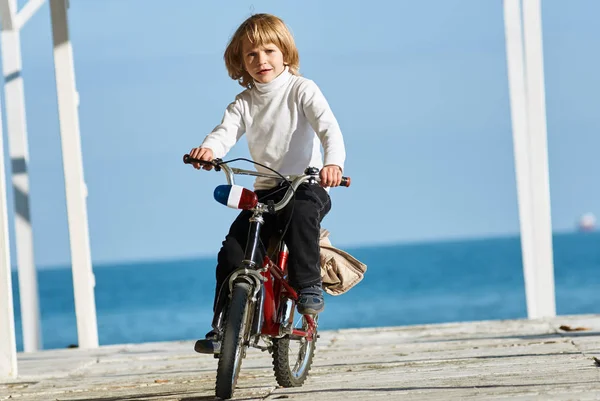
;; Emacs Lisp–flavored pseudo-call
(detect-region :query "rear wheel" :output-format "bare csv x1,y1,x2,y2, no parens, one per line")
215,282,253,399
272,315,317,387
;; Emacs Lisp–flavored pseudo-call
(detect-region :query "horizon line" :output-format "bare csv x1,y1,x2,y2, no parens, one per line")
9,227,595,272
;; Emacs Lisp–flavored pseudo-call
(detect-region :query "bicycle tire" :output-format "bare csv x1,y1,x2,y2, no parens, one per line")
215,282,253,399
272,315,317,387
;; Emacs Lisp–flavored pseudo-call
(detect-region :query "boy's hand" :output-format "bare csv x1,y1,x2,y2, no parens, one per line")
189,147,214,170
320,165,342,187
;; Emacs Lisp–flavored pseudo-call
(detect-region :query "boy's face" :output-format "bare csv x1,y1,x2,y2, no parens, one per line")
242,39,285,84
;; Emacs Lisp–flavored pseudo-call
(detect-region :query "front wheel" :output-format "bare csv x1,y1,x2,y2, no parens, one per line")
272,315,317,387
216,282,253,399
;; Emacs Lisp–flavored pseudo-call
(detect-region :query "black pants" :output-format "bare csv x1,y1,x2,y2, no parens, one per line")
214,183,331,310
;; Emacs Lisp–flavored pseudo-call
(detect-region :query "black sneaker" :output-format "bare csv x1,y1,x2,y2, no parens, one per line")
297,285,325,315
194,330,221,354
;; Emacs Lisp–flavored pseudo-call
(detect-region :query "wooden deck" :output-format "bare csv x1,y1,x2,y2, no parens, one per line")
1,314,600,400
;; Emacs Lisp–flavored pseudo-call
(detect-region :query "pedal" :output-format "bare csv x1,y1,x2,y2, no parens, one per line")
194,339,221,355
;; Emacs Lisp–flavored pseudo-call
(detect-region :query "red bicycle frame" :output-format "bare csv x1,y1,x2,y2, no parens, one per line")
260,247,317,341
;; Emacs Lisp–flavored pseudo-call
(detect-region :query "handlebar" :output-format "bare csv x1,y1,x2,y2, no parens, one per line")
183,154,350,213
182,154,351,188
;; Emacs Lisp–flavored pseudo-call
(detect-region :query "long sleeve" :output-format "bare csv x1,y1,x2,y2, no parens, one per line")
201,97,246,158
298,80,346,171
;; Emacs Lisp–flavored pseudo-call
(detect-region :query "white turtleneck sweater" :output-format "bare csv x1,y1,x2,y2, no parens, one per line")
200,67,346,190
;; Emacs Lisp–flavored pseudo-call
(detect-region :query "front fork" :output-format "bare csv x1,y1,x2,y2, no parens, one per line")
210,208,264,331
213,212,267,343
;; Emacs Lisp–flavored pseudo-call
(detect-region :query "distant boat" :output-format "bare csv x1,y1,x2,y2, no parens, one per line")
577,213,596,232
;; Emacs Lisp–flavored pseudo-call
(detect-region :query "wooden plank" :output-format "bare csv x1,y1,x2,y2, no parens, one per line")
1,315,599,400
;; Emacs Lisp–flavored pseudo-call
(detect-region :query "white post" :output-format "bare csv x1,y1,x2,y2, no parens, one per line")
15,0,46,29
0,0,42,352
521,0,555,317
49,0,98,348
0,88,18,379
503,0,556,318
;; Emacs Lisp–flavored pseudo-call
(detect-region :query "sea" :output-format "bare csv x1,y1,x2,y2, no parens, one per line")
9,231,600,351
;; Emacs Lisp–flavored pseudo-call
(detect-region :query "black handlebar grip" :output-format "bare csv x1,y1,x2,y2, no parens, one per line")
340,176,351,187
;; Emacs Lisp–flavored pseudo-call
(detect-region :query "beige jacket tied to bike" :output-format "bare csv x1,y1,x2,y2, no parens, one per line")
319,229,367,295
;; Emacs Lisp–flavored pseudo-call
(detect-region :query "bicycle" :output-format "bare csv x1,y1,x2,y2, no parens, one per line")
183,154,350,399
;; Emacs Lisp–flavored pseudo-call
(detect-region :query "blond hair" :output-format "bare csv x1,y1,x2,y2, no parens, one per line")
224,14,300,89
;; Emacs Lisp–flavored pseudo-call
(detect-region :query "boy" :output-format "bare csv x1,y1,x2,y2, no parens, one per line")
189,13,345,353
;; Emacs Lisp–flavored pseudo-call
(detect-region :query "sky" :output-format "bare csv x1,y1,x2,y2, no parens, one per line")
1,0,600,268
